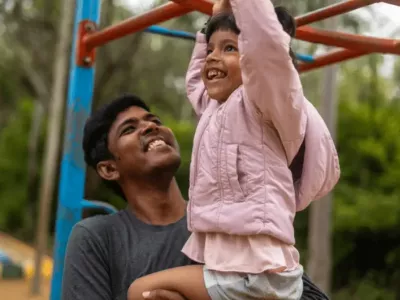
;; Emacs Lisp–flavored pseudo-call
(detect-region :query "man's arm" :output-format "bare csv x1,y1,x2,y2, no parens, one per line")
61,224,112,300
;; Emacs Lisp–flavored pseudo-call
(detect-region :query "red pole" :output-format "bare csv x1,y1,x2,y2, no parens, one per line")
296,0,379,26
296,26,400,54
171,0,212,15
381,0,400,5
83,2,193,49
299,49,368,73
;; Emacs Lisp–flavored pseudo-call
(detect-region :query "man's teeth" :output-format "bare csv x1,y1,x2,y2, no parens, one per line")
148,139,166,151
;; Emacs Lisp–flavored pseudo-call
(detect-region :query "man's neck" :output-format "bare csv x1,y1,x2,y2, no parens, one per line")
122,178,186,226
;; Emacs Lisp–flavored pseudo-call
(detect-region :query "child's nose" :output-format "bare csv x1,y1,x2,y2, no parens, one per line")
206,50,221,62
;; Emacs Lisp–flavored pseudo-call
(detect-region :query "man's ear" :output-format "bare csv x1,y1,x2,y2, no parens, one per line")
97,160,120,181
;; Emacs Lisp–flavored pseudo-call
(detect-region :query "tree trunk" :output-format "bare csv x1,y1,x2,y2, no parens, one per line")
26,101,44,239
306,0,339,295
31,0,75,295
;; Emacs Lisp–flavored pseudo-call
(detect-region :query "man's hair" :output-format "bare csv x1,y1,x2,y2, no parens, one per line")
205,7,298,68
82,94,150,199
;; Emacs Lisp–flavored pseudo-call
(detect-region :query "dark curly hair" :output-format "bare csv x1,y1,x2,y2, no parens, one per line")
205,7,298,68
82,94,150,199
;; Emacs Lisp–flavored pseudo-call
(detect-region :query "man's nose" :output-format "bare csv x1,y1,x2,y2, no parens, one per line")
141,121,158,136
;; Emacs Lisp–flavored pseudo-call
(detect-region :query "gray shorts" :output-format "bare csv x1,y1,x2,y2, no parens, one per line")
203,265,303,300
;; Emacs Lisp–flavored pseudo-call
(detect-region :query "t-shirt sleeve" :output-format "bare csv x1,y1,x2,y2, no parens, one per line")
61,223,112,300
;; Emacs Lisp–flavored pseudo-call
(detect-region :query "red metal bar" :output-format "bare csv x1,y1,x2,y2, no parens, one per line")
296,0,379,27
76,21,97,66
381,0,400,5
296,26,400,54
83,2,193,50
299,49,368,73
171,0,212,15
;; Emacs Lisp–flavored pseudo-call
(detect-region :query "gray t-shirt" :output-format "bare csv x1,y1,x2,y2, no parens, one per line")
61,209,194,300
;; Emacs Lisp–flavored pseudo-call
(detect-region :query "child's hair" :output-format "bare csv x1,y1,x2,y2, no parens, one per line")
205,7,298,68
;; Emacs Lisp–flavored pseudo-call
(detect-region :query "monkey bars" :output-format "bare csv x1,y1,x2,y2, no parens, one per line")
50,0,400,299
75,0,400,70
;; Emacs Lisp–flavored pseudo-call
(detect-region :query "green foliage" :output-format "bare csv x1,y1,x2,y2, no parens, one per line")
0,99,45,236
158,112,196,200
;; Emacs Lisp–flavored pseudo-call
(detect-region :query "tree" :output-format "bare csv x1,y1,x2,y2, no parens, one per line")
31,0,75,294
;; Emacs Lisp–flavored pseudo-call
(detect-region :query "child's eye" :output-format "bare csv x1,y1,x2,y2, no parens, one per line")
225,45,237,52
206,49,213,55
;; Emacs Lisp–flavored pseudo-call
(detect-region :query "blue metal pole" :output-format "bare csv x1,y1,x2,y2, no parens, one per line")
50,0,101,299
145,25,196,40
81,199,119,215
296,53,315,63
144,25,315,63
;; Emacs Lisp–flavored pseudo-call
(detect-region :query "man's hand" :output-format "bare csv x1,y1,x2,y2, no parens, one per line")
212,0,232,15
142,290,187,300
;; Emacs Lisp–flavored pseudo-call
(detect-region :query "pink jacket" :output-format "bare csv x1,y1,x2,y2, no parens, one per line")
186,0,340,245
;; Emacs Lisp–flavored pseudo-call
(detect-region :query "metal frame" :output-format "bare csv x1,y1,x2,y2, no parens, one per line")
50,0,400,299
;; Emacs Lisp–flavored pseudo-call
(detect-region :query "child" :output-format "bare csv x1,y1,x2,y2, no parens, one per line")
128,0,340,299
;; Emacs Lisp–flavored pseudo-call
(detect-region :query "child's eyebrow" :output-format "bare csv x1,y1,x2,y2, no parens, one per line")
220,38,237,44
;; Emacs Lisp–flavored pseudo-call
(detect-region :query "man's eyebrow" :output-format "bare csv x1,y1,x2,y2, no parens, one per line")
116,117,137,132
116,113,160,131
143,113,159,120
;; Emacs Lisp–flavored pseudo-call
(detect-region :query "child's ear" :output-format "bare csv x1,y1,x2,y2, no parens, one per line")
275,6,296,38
97,160,120,181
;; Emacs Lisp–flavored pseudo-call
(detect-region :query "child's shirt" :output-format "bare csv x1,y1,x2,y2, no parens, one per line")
183,0,340,273
182,232,300,273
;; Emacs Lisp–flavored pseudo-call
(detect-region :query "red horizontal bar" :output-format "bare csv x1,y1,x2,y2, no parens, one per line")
171,0,212,15
296,26,400,54
296,0,379,27
83,2,193,49
299,49,368,73
381,0,400,5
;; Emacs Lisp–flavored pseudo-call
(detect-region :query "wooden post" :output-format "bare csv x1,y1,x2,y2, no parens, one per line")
306,0,339,295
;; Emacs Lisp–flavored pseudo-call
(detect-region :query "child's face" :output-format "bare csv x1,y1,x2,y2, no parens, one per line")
202,30,242,102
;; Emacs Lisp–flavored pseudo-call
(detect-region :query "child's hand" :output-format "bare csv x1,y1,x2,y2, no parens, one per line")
212,0,232,15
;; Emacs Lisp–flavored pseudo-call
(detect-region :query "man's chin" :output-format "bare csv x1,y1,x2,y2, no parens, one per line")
147,152,181,175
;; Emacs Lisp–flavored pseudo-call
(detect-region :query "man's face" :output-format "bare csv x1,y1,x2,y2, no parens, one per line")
97,106,181,182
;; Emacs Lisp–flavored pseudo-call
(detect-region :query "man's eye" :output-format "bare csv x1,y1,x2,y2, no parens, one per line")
122,126,135,135
152,119,162,125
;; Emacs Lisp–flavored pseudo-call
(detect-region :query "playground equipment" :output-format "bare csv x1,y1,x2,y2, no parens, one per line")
0,232,53,280
50,0,400,299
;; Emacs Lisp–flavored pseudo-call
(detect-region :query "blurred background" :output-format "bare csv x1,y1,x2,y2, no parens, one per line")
0,0,399,299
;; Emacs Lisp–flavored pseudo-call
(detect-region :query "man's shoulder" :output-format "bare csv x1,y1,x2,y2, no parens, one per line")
71,210,128,243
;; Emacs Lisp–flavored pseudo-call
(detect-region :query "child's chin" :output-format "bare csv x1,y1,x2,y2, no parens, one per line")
208,90,228,103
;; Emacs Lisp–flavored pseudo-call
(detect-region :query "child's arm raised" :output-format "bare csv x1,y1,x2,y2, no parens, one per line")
185,31,209,118
230,0,306,165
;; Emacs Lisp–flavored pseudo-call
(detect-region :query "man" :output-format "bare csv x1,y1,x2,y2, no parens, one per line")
62,94,328,300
